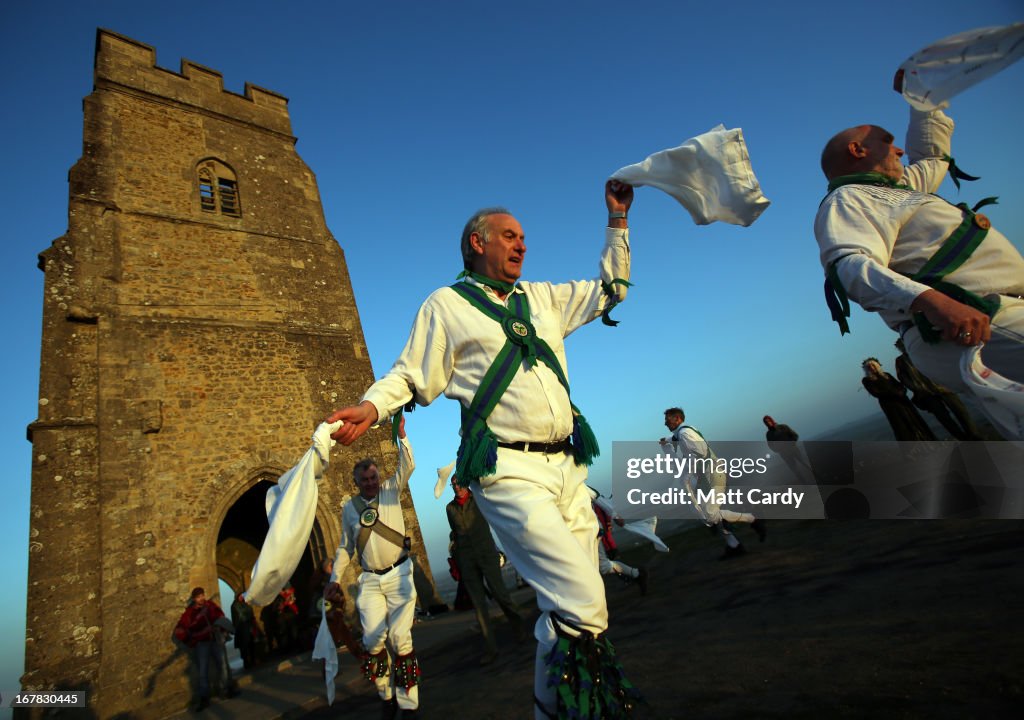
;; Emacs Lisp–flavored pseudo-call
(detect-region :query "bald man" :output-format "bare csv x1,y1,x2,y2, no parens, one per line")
814,95,1024,425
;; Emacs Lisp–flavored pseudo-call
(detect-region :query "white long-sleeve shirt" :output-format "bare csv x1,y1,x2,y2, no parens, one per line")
332,435,414,577
671,425,709,458
662,424,718,523
815,108,1024,331
363,227,630,444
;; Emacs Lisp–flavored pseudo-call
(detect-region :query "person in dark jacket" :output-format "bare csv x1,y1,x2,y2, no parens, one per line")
174,587,239,710
894,339,983,440
230,591,257,670
446,476,528,665
862,358,936,441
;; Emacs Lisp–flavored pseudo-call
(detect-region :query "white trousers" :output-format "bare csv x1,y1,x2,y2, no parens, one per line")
472,447,607,720
682,471,755,527
717,508,756,525
356,559,419,710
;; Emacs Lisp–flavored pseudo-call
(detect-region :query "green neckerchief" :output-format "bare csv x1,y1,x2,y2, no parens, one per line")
455,269,516,295
827,154,988,195
457,269,632,326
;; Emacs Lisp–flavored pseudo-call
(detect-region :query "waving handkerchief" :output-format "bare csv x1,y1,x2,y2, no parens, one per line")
312,608,339,704
898,23,1024,112
435,459,456,499
961,345,1024,440
611,125,770,227
622,516,670,553
244,420,342,606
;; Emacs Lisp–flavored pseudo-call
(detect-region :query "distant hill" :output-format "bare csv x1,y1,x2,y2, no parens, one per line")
811,413,899,441
812,409,1004,441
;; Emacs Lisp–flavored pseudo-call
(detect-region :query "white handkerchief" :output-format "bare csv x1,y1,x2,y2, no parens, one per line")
311,610,339,705
245,425,339,606
899,23,1024,112
621,516,670,553
961,345,1024,440
435,459,456,499
612,125,770,227
312,420,343,463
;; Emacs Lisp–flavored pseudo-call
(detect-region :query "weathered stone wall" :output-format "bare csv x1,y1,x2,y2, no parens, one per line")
24,29,437,718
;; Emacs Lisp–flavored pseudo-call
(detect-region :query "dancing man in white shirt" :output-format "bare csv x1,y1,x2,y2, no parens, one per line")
327,180,641,719
661,407,765,559
815,76,1024,427
324,416,419,720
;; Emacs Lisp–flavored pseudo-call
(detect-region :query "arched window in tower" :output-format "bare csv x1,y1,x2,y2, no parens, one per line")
196,159,241,217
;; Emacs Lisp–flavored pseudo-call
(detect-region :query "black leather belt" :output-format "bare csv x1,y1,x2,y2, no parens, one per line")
366,554,409,575
497,438,572,454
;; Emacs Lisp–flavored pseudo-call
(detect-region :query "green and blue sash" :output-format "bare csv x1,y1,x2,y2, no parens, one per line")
450,282,599,487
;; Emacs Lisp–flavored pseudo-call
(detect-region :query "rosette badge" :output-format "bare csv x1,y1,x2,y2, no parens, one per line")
502,315,534,344
359,507,379,528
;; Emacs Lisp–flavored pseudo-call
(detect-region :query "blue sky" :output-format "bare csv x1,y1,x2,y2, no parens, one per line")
1,0,1022,700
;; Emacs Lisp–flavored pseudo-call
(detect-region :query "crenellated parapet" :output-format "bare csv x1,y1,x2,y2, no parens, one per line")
93,28,292,136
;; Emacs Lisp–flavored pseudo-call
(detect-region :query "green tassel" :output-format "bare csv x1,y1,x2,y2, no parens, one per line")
571,412,600,467
455,426,499,486
827,172,913,193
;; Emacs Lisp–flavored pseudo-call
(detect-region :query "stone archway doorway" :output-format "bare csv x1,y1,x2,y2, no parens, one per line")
216,477,330,655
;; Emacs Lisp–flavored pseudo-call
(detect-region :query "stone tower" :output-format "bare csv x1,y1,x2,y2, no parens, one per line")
24,29,440,717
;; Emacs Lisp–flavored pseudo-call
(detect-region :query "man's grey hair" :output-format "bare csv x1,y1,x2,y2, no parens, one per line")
353,457,377,484
460,207,513,269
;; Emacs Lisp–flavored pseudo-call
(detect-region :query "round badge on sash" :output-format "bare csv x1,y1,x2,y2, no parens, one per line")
501,315,536,346
974,213,991,230
360,507,378,528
